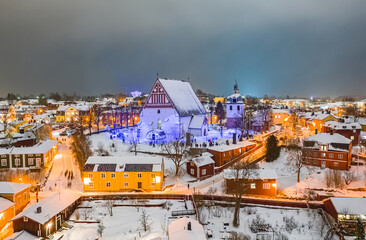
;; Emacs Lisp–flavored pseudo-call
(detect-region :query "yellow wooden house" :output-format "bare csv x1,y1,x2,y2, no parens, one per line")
83,156,164,192
308,113,339,132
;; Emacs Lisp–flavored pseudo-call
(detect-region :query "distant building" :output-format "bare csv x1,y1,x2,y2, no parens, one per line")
226,81,244,129
302,133,352,170
282,99,309,108
271,109,290,125
0,182,31,214
83,155,164,192
186,152,215,179
224,168,278,196
139,78,208,141
322,120,361,145
168,217,206,240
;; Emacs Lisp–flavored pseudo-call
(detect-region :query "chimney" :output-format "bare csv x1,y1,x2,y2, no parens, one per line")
315,129,318,134
36,206,42,213
187,221,192,231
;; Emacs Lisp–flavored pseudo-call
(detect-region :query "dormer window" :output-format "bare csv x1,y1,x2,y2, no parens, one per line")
320,145,328,151
233,97,236,103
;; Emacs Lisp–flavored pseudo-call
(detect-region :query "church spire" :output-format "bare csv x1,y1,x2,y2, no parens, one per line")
233,80,239,94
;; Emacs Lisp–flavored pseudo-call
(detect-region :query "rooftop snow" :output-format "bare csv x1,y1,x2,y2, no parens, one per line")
11,189,81,225
0,182,31,194
11,140,57,155
0,197,15,213
168,217,206,240
330,197,366,215
4,230,40,240
208,141,255,152
188,115,206,129
324,121,361,130
304,133,352,145
159,79,206,117
224,168,278,180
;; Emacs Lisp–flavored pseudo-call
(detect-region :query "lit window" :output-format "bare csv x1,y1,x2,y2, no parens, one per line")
89,182,94,188
329,154,334,158
151,173,155,178
351,136,354,140
1,159,7,166
111,173,116,178
263,183,270,189
106,182,111,187
15,158,20,166
124,173,129,178
321,153,326,158
28,158,34,165
101,173,106,178
250,183,256,189
202,169,206,175
88,173,93,179
190,169,194,175
338,154,343,159
137,173,142,178
24,217,28,222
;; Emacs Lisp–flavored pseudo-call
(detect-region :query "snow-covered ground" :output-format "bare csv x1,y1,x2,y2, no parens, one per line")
61,199,195,240
259,150,366,199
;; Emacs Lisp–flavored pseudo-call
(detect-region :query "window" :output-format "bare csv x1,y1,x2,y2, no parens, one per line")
151,182,156,187
353,129,356,133
313,159,318,164
313,152,318,157
124,182,128,187
106,182,111,187
321,153,326,158
15,158,20,166
351,136,354,140
250,183,256,189
334,162,339,168
137,173,142,178
1,155,5,158
202,169,206,175
157,119,162,129
151,173,155,178
101,173,106,178
88,173,93,179
263,183,270,189
329,154,334,158
338,154,343,159
124,173,129,178
1,159,7,166
157,109,160,114
229,106,233,111
28,158,34,165
190,169,194,175
321,145,328,151
237,106,240,111
24,217,28,222
111,173,116,178
89,182,94,188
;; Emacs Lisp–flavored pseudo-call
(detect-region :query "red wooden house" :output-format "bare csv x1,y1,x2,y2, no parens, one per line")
186,152,215,180
322,121,361,146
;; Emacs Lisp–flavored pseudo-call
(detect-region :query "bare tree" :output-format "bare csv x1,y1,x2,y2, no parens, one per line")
95,142,110,156
104,198,115,216
287,145,307,182
227,158,257,227
97,222,105,237
162,140,190,177
289,108,300,136
93,104,103,133
82,208,92,220
343,171,359,185
139,209,152,232
70,128,92,172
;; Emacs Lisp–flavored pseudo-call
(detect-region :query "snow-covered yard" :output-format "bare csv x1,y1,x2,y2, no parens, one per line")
61,199,195,240
259,150,366,199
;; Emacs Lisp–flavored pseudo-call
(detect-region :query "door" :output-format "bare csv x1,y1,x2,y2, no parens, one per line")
321,161,326,169
56,214,62,230
137,182,142,189
36,158,41,167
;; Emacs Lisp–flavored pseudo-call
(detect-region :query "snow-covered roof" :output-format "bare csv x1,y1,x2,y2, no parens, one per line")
4,230,40,240
11,140,57,155
188,115,206,129
11,190,81,225
224,168,278,180
304,133,352,145
0,182,31,194
0,147,13,155
159,79,206,117
226,93,244,103
330,197,366,215
272,109,290,114
208,141,255,152
85,155,163,172
324,121,361,130
0,197,15,213
191,152,215,167
168,217,206,240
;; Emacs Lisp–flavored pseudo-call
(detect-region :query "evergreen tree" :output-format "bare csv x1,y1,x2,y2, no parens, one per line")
265,135,280,162
215,101,225,125
356,218,365,240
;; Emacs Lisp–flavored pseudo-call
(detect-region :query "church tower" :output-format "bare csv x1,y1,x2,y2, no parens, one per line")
226,81,244,129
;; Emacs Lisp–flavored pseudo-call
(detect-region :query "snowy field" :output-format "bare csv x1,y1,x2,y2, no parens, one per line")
61,199,195,240
259,150,366,199
199,203,329,240
59,199,329,240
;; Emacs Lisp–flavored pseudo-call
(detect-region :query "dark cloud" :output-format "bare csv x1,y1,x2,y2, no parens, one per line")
1,0,366,97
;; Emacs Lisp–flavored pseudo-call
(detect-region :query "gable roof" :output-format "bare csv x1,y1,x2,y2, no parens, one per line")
304,133,352,145
0,182,31,194
4,230,40,240
0,197,15,213
158,79,206,116
11,190,81,225
189,115,206,129
329,197,366,215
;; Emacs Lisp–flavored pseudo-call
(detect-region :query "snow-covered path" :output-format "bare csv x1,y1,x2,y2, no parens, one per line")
43,144,83,192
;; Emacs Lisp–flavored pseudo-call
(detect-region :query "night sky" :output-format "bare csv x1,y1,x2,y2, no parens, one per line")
1,0,366,97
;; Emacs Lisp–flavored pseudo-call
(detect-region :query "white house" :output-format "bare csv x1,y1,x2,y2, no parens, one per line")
139,78,208,141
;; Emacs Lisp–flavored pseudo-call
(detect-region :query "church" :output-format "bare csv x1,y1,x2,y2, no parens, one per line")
139,78,208,141
226,81,245,129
